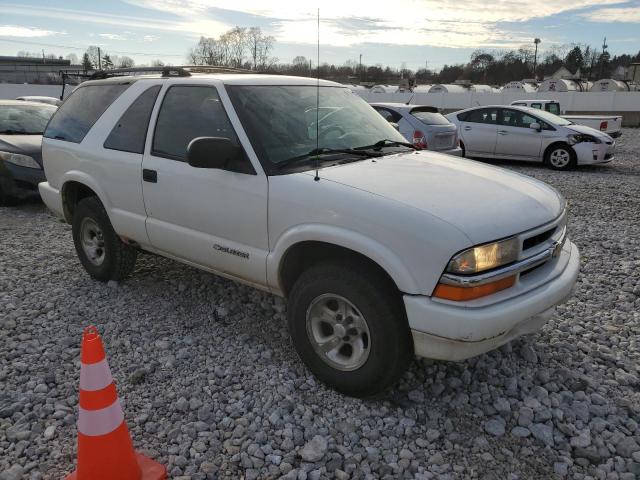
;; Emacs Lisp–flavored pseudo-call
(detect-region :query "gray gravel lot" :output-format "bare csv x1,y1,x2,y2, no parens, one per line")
1,129,639,480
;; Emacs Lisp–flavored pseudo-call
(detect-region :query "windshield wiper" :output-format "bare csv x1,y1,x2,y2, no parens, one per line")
276,147,382,170
355,139,416,150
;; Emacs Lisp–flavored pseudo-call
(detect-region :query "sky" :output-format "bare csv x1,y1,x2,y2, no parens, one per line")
0,0,639,70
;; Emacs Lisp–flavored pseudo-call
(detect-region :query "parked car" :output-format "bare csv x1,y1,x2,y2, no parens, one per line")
510,100,622,138
447,105,615,170
39,71,579,397
371,102,462,155
0,100,57,205
16,96,63,107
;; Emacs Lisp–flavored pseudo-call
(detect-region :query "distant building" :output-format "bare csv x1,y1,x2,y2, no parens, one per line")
545,66,580,80
0,56,83,84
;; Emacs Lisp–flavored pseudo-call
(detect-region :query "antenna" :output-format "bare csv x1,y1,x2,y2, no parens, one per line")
314,8,320,182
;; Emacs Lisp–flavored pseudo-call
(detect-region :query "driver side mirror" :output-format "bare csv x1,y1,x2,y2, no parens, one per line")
187,137,241,169
529,122,542,132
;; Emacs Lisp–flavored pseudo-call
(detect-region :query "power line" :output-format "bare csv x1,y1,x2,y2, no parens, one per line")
0,37,185,57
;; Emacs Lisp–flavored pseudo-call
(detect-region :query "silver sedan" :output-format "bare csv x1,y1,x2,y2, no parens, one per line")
446,105,615,170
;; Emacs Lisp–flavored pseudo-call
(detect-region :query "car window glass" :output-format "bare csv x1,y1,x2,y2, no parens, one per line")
374,107,400,123
153,86,241,161
44,84,129,143
531,103,542,109
547,103,560,115
411,110,450,125
465,108,498,124
0,104,56,134
104,85,160,154
501,109,539,128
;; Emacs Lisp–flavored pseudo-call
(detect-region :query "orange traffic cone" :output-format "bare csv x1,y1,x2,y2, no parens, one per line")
65,326,166,480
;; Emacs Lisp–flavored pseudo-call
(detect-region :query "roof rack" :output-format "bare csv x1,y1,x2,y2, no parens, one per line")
59,70,93,100
88,65,253,80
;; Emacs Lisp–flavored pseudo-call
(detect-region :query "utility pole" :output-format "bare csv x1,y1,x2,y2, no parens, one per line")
598,37,608,79
42,49,45,63
359,53,362,83
98,47,102,71
533,38,541,79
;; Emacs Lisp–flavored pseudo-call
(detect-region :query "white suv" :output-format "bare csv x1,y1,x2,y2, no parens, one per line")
39,68,580,397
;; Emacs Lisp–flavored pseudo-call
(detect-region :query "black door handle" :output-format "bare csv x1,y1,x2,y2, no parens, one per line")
143,169,157,183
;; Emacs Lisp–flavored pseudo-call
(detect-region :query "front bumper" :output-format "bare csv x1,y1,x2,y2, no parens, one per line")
573,141,615,165
406,241,580,361
0,162,46,200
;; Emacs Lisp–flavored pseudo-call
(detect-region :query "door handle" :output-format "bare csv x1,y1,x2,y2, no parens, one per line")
498,130,508,135
463,126,472,131
143,169,157,183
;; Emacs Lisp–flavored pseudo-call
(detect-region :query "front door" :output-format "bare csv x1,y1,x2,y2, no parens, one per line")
459,107,499,155
495,109,544,160
141,84,269,287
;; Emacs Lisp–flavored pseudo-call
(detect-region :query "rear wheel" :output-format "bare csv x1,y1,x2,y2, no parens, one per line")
72,197,137,282
287,261,413,397
545,144,576,171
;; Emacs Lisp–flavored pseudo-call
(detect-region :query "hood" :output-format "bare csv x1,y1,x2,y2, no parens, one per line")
317,151,564,244
565,124,611,140
0,134,43,166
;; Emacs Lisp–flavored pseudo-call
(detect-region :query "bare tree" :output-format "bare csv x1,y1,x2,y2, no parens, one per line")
247,27,275,70
86,46,101,69
118,56,135,68
225,27,247,68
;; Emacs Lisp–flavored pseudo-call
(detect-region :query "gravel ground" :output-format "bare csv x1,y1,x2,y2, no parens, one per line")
1,129,639,480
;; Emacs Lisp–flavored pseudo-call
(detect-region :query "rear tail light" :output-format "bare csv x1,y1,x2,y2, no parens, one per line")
599,121,608,131
412,130,427,149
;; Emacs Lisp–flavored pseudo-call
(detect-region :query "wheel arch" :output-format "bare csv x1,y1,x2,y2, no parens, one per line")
269,225,420,297
60,173,110,223
543,141,574,163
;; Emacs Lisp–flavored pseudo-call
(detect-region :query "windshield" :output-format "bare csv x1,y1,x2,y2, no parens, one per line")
0,104,57,134
530,109,572,126
227,85,408,169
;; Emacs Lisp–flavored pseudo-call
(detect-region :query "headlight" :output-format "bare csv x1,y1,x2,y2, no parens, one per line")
0,151,40,169
567,134,600,145
447,237,519,275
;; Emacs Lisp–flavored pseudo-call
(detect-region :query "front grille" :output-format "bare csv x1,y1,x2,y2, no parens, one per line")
523,227,556,251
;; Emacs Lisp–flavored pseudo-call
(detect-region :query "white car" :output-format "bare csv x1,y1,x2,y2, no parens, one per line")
39,69,580,396
447,105,615,170
510,100,622,138
370,103,463,156
15,96,62,107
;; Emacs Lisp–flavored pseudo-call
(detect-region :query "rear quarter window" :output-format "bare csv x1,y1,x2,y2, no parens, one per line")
44,83,129,143
411,111,450,125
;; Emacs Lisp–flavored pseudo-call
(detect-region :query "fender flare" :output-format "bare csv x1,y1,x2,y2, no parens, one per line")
267,223,421,295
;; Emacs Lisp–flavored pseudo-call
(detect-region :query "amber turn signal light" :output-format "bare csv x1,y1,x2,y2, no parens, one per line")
433,275,516,301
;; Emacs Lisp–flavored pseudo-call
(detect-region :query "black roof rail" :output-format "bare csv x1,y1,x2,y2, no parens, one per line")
89,66,191,79
59,70,94,100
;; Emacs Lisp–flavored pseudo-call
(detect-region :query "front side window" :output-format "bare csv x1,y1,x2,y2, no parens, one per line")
465,108,498,124
227,85,407,170
152,85,241,161
500,109,539,128
104,85,161,154
531,103,542,110
0,104,57,134
44,83,129,143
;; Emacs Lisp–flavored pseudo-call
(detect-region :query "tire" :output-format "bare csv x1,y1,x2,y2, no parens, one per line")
72,196,137,282
545,144,576,171
460,141,466,158
287,261,413,398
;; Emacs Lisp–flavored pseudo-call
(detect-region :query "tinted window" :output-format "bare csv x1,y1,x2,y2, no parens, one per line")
0,104,56,134
465,108,498,124
104,85,160,154
547,103,560,115
153,86,240,161
501,109,539,128
411,110,450,125
44,84,129,143
374,107,401,123
531,103,542,110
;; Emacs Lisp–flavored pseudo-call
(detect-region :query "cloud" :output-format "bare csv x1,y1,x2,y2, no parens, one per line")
581,6,640,23
143,35,159,42
99,33,127,40
0,24,64,37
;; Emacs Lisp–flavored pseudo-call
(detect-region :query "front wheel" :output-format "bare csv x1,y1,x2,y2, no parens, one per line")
72,196,137,282
545,144,576,171
287,262,413,397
